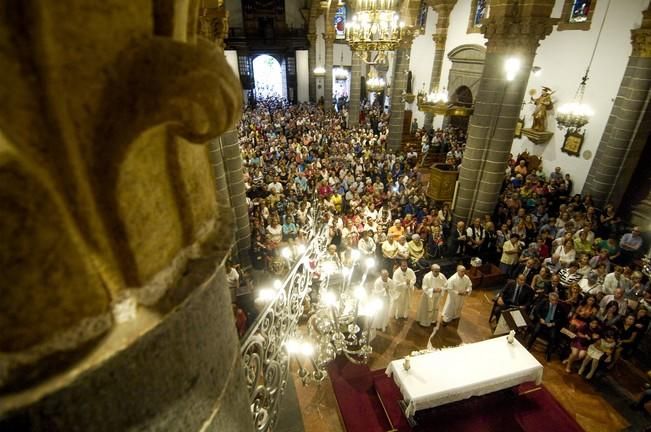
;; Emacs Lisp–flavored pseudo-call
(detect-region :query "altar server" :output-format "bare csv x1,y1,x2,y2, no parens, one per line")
392,260,416,319
372,270,393,331
442,265,472,324
417,264,447,327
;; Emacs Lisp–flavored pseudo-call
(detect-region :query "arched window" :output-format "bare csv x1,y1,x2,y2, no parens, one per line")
559,0,597,31
467,0,489,34
417,0,428,32
252,55,284,100
334,5,346,40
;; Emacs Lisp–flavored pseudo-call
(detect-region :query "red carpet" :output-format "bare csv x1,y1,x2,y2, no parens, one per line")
329,358,584,432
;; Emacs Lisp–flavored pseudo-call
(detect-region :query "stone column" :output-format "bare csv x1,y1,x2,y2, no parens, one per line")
387,46,412,150
308,32,317,103
208,138,232,210
348,53,362,127
324,33,335,110
453,0,555,222
0,1,254,431
582,6,651,208
220,129,252,269
423,1,457,130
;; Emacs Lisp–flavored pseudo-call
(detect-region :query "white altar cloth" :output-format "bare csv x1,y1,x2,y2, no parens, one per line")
385,336,543,417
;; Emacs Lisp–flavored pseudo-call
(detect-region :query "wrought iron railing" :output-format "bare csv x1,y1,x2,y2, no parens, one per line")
240,203,327,432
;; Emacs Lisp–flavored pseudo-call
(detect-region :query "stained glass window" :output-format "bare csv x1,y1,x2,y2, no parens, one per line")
417,0,428,32
334,6,346,40
473,0,488,27
558,0,596,31
569,0,591,23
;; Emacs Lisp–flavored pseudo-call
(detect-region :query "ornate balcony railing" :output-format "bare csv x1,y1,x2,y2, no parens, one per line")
240,207,328,432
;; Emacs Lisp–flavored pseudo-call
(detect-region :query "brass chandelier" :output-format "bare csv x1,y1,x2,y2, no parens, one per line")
345,0,408,53
366,67,386,92
417,87,450,116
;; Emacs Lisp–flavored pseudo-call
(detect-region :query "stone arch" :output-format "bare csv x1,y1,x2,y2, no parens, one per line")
451,85,474,107
446,44,486,99
251,54,286,99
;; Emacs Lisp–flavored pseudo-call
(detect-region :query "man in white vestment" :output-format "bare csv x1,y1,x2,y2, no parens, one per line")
392,260,416,319
372,269,393,331
417,264,447,327
442,265,472,324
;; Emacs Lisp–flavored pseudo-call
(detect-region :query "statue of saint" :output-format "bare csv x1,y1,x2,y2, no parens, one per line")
531,86,554,132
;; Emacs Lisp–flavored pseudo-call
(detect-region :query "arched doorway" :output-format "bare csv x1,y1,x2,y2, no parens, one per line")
449,86,473,131
252,54,284,100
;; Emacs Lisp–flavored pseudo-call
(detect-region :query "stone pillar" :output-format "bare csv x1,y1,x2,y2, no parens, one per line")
0,1,254,431
582,6,651,208
423,1,457,130
208,138,232,210
220,129,252,269
453,0,555,222
324,33,335,110
349,53,362,127
387,46,412,150
308,32,317,103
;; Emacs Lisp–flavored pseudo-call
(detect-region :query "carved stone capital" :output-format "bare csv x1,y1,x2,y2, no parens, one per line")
432,32,447,49
323,32,336,44
431,0,458,18
0,0,242,390
199,6,230,49
482,16,555,54
398,29,416,49
631,7,651,57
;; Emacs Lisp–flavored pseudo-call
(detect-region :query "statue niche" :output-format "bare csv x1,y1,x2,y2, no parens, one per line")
0,0,242,391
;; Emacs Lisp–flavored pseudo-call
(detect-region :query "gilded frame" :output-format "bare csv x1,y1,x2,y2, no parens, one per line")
561,131,585,157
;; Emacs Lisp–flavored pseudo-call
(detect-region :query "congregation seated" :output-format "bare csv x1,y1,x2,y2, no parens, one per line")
231,99,650,398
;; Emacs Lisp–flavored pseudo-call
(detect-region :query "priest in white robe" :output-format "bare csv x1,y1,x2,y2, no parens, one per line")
392,260,416,319
442,265,472,324
371,270,393,331
417,264,447,327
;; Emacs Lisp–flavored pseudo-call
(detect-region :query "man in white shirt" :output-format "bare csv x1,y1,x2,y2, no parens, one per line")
372,270,394,332
267,176,284,194
417,264,447,327
382,237,399,272
599,287,628,316
442,265,472,324
225,261,240,302
392,260,417,320
602,266,623,295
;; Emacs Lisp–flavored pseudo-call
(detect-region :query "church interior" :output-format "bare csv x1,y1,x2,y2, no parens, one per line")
2,0,651,431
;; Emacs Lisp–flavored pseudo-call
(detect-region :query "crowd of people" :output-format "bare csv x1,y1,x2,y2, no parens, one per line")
231,98,649,384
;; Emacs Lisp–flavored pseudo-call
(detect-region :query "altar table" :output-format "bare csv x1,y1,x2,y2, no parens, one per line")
385,336,543,417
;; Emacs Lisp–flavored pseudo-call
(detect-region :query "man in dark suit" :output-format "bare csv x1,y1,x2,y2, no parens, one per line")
491,274,534,322
526,292,566,361
447,221,467,257
515,258,538,285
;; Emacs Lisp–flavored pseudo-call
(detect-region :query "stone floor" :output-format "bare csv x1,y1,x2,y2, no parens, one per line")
291,285,651,432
